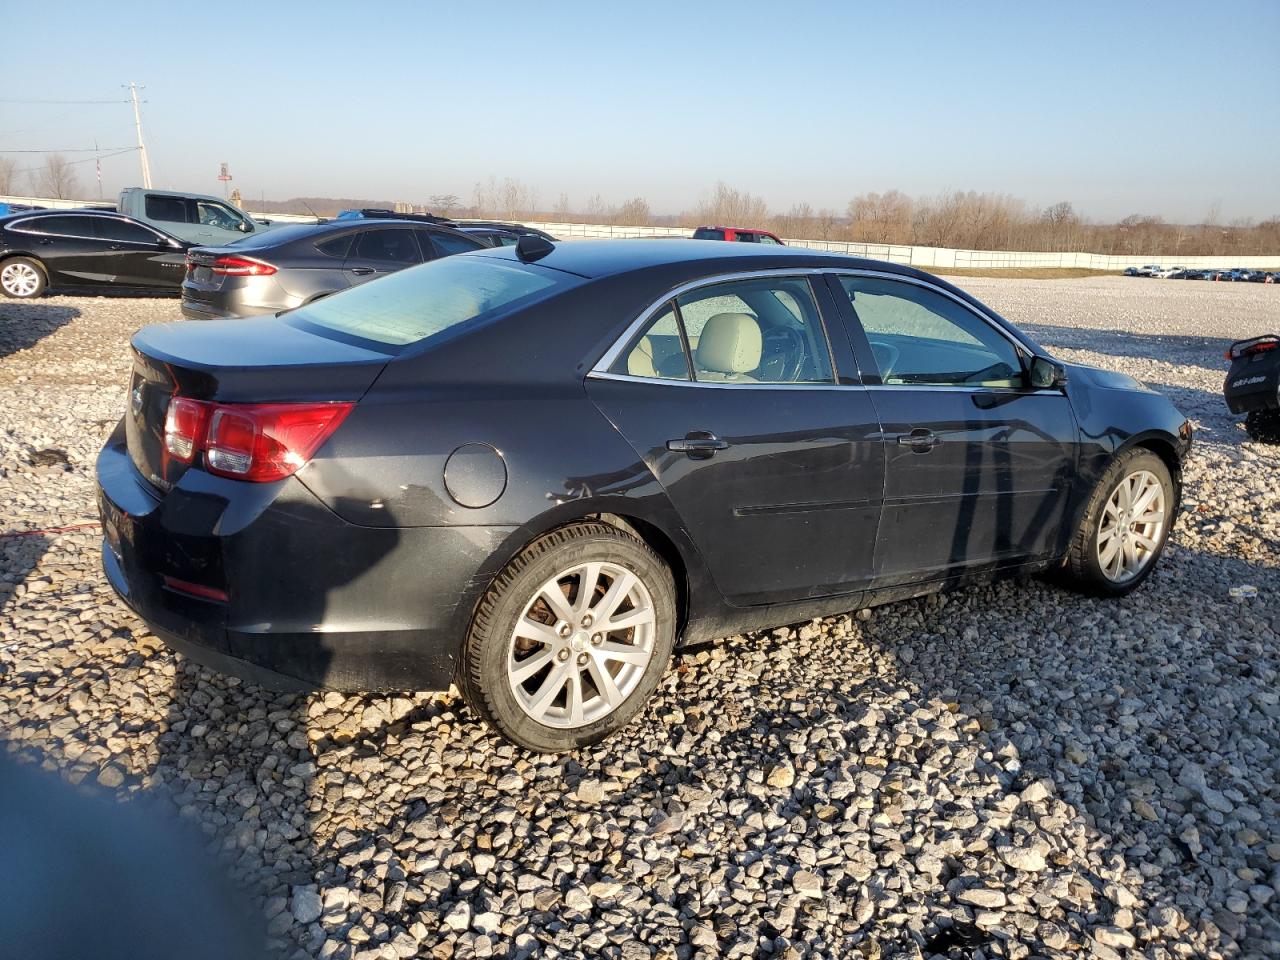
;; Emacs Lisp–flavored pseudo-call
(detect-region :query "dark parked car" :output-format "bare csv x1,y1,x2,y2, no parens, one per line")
97,239,1191,751
455,221,558,243
0,208,189,299
180,219,486,319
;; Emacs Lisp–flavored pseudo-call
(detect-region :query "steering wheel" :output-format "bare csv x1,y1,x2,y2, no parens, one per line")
758,326,806,381
869,339,900,380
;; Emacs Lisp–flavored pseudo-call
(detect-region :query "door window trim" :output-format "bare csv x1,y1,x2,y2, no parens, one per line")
590,268,845,387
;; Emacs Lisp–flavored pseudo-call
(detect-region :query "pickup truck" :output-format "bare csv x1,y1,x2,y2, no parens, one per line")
115,188,311,246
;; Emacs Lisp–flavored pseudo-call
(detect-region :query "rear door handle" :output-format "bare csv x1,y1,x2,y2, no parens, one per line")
894,429,941,450
667,433,729,457
349,266,375,276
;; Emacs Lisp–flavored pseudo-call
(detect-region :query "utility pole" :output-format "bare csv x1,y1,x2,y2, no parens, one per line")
125,82,152,188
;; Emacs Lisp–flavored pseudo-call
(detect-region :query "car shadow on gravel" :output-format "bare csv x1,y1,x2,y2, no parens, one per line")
1020,323,1236,372
0,303,80,359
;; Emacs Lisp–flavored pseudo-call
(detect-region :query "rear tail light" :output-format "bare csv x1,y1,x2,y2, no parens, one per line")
210,255,277,277
163,399,352,482
1226,337,1279,360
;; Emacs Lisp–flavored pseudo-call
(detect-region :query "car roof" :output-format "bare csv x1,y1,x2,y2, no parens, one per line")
474,237,912,280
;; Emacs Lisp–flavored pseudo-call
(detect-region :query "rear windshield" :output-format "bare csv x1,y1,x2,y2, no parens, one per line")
231,223,327,248
290,254,575,347
693,228,726,240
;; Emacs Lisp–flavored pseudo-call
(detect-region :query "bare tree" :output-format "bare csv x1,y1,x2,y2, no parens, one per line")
815,208,840,241
0,156,21,196
552,193,571,221
693,182,769,227
427,194,461,216
847,190,913,244
38,153,81,200
613,197,651,226
472,176,538,220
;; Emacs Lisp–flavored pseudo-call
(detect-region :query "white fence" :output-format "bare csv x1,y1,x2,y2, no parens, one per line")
5,196,1278,270
523,221,1280,271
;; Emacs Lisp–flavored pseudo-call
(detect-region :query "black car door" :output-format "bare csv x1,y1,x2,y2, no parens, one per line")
828,273,1078,585
92,216,186,288
343,227,423,284
10,214,106,286
586,273,885,606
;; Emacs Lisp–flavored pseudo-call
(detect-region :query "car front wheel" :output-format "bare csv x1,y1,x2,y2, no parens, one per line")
1061,448,1174,596
459,521,677,753
0,257,47,299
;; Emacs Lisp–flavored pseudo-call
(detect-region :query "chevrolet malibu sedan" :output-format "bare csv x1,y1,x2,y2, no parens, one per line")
97,239,1191,752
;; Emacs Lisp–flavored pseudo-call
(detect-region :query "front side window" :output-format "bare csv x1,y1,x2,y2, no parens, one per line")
195,200,249,231
735,232,758,243
609,303,690,380
353,228,421,264
837,276,1024,387
292,256,575,347
758,235,781,245
425,230,484,257
144,195,190,223
679,277,834,384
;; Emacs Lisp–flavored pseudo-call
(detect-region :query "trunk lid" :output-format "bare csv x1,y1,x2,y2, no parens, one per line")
126,317,392,492
183,245,242,301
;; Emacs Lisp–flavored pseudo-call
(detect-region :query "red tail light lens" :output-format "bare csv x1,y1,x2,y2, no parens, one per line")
210,255,277,277
164,397,210,462
163,399,352,482
1227,337,1279,360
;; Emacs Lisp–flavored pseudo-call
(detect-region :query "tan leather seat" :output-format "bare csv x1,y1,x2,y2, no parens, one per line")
627,335,658,378
695,313,761,382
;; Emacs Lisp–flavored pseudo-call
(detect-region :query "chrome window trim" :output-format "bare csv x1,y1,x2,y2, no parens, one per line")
587,370,850,391
589,267,829,377
7,213,171,247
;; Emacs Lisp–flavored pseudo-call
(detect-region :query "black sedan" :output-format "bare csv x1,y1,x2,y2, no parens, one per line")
96,239,1191,752
0,208,189,298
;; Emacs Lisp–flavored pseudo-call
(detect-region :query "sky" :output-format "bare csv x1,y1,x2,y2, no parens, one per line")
3,0,1278,223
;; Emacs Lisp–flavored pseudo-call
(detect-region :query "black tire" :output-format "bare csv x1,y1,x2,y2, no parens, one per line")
1245,409,1280,444
0,256,48,299
1059,448,1175,597
458,521,677,753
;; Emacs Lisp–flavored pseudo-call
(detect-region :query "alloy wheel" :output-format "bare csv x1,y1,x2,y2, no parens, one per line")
1096,469,1167,582
1,262,40,297
506,561,656,728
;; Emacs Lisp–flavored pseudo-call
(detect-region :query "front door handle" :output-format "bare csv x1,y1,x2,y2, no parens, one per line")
667,432,729,458
349,266,375,276
894,428,941,451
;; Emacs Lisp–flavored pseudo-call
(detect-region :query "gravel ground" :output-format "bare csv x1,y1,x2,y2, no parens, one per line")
1,277,1277,960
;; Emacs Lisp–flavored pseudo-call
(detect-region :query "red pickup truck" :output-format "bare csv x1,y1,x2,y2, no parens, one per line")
692,225,785,244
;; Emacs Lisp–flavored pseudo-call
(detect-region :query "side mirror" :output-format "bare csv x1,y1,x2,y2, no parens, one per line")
238,221,253,233
1029,355,1068,390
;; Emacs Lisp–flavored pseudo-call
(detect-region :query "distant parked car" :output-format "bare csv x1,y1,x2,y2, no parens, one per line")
1134,264,1162,276
457,222,560,248
0,208,189,299
1153,266,1185,279
181,218,485,320
692,226,785,244
115,187,297,246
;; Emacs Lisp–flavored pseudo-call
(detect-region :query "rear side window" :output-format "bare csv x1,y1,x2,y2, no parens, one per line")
12,215,94,237
736,233,758,243
610,303,690,380
145,195,190,223
292,255,576,347
95,218,158,243
353,228,421,264
692,228,725,240
315,233,354,258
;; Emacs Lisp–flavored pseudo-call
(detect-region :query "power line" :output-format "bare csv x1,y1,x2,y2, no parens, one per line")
7,147,139,178
0,98,133,104
0,148,130,153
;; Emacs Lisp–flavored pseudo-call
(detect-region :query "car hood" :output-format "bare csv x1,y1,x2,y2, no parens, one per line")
1063,361,1155,394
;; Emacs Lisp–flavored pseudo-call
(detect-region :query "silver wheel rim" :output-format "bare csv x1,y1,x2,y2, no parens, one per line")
1096,469,1166,582
507,561,656,729
1,262,40,297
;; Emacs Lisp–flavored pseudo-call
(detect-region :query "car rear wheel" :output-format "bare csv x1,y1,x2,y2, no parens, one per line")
0,257,47,299
1245,409,1280,444
458,521,677,753
1061,448,1174,596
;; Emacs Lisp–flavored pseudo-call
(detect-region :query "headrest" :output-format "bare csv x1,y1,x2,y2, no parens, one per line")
695,313,761,374
627,335,657,377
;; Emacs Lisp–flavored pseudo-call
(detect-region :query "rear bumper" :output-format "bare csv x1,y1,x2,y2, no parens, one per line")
180,299,240,321
96,430,512,692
